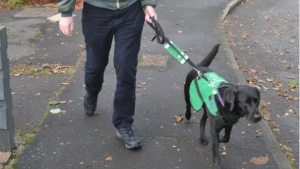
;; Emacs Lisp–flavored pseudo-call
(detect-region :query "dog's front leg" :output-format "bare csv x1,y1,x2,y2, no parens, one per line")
220,126,232,143
199,108,208,145
211,120,223,169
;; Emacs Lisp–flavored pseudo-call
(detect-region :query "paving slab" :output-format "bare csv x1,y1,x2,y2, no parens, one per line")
138,54,169,67
11,75,68,139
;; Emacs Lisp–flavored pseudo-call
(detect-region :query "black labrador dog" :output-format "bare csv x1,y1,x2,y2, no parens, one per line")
184,44,262,169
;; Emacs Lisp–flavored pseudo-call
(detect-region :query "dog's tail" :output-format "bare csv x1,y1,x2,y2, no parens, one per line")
197,44,220,67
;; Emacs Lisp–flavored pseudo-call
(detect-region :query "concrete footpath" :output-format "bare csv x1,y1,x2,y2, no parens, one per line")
0,0,293,168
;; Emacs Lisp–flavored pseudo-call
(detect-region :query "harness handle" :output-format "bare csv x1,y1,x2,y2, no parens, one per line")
147,17,166,44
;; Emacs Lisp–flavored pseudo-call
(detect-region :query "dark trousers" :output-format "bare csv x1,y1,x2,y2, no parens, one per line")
82,1,145,129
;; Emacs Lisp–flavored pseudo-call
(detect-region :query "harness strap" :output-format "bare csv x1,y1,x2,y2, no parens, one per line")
194,77,205,105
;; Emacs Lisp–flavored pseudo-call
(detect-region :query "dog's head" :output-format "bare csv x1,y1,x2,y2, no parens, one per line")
225,85,262,123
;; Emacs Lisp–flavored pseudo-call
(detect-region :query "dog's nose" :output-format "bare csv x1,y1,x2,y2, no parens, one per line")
254,113,262,121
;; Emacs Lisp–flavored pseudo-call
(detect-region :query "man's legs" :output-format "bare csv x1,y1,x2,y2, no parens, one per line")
82,2,114,115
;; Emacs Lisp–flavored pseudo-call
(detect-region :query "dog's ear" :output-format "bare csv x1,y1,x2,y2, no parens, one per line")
225,86,237,111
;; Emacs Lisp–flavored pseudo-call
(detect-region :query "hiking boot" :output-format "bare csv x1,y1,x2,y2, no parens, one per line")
84,94,97,116
116,126,142,149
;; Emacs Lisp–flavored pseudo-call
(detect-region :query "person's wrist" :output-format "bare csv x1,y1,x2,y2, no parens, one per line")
61,12,72,17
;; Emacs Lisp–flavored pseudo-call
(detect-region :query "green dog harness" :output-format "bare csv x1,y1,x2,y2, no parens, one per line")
189,72,227,116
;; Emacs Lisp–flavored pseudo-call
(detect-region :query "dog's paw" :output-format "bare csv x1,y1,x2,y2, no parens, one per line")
199,137,209,146
220,137,229,143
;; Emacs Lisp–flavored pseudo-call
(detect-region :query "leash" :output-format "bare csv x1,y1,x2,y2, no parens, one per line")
147,17,203,78
147,17,225,107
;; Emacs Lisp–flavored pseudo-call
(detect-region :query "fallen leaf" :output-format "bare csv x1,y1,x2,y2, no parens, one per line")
256,129,262,137
178,158,182,162
174,115,184,122
260,85,269,90
50,108,61,114
49,101,59,105
178,30,183,33
263,115,270,121
284,65,291,69
288,81,298,88
221,146,226,155
61,83,69,85
137,85,143,88
36,93,41,96
249,70,258,74
105,156,112,161
59,101,67,104
250,153,269,165
242,33,250,39
285,152,293,157
273,88,280,91
266,78,273,82
282,145,292,151
139,82,146,85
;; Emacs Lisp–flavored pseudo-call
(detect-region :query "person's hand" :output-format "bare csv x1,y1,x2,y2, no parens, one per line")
144,6,157,24
59,16,73,37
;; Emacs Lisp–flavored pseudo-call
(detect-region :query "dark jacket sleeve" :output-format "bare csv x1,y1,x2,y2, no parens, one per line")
141,0,158,8
57,0,76,17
